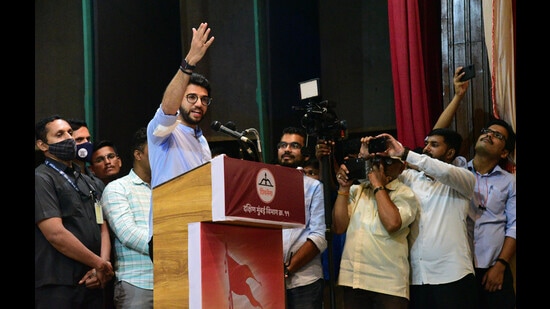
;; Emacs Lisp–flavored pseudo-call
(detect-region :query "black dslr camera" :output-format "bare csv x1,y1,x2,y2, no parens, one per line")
344,155,393,180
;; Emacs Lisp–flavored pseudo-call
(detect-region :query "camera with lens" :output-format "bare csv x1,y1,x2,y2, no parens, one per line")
344,156,391,180
368,136,388,154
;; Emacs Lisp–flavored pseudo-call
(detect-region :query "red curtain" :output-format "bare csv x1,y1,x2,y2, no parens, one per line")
387,0,433,149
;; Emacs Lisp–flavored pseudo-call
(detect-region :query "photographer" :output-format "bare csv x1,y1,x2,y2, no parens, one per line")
332,135,419,309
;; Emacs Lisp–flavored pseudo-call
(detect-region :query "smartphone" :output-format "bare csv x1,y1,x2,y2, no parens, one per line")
459,64,475,81
368,137,388,154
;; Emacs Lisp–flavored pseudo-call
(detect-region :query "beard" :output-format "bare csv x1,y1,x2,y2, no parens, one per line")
280,161,300,168
278,154,303,168
180,106,203,126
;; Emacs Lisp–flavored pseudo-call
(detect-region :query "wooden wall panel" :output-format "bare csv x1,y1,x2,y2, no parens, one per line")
441,0,491,159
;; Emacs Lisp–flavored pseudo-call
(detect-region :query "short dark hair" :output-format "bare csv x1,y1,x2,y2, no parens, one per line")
35,114,63,143
131,127,148,153
67,119,88,131
281,126,307,140
93,140,118,155
427,128,463,159
486,118,516,153
190,73,212,97
303,157,319,169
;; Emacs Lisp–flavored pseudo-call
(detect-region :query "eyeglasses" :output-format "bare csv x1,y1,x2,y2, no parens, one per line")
93,153,118,164
185,93,212,106
480,128,506,141
277,142,303,150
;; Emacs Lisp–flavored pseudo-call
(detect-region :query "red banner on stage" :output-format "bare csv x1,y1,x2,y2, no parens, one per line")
188,222,285,308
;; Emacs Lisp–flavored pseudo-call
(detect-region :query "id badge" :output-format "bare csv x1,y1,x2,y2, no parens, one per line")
94,200,104,224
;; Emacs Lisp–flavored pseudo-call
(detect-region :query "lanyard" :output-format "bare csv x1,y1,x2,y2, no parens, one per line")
45,159,97,200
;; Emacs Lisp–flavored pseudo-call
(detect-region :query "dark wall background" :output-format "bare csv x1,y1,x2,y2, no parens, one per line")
35,0,395,173
93,0,183,171
35,0,86,123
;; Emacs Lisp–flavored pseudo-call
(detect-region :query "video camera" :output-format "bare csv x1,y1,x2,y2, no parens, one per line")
292,78,347,141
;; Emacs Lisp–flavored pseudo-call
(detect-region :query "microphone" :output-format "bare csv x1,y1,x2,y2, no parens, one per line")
224,121,237,131
211,121,251,143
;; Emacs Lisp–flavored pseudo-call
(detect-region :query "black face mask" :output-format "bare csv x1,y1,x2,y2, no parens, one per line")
76,141,93,162
48,138,77,161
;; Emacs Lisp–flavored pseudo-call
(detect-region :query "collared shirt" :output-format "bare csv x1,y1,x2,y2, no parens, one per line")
400,151,476,285
82,164,105,198
282,174,327,289
147,105,212,239
35,160,102,288
338,179,419,299
466,161,516,268
101,169,153,289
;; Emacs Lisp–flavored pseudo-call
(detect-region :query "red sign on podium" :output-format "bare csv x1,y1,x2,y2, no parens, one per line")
211,155,306,228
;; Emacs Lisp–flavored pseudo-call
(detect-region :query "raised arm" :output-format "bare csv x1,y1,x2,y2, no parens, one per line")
161,22,215,115
433,66,470,129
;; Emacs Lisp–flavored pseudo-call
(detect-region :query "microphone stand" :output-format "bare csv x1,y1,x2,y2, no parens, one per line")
244,128,263,162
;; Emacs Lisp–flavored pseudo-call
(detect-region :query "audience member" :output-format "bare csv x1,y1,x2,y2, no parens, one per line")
68,119,106,193
68,119,115,309
378,130,478,309
35,115,114,308
434,68,517,308
332,136,419,308
91,140,122,185
90,140,123,309
146,22,215,260
467,119,516,309
434,91,517,308
302,156,320,179
101,127,153,308
277,127,327,309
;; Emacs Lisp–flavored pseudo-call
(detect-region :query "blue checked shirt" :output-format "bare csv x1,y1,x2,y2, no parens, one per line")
101,169,153,289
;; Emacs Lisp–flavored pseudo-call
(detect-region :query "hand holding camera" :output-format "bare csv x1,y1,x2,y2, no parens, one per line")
368,136,388,154
362,133,408,160
344,155,392,181
343,157,367,180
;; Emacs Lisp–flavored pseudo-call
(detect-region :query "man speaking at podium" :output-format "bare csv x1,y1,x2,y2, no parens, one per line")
277,127,327,309
146,22,215,260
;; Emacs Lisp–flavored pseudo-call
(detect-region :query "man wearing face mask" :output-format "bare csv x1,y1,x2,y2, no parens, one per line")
35,115,114,308
68,118,118,309
68,119,105,193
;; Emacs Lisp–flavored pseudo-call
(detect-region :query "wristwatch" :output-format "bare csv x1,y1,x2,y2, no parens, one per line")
181,59,196,71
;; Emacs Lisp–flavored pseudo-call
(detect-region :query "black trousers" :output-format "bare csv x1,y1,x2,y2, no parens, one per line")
409,273,479,309
475,266,516,309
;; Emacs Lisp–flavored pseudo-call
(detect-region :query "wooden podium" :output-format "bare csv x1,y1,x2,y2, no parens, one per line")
152,155,306,308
